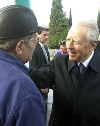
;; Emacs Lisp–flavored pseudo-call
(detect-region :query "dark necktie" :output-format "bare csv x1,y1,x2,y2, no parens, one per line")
72,64,80,79
79,63,85,74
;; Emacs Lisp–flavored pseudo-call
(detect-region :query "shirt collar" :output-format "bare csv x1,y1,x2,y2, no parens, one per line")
39,42,44,47
78,50,94,68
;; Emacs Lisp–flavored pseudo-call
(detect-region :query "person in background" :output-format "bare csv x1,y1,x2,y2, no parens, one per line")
29,25,50,111
0,5,46,126
55,40,67,56
29,20,100,126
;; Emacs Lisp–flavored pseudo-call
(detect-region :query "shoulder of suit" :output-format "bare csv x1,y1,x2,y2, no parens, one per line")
54,53,68,61
36,43,42,48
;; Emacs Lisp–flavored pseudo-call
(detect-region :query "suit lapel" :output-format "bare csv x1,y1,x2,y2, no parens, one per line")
68,60,79,88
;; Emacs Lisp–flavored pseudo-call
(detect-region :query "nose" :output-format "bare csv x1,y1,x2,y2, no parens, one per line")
46,36,49,39
46,35,49,39
66,39,74,48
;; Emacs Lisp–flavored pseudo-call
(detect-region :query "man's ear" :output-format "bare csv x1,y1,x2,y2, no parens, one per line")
90,41,98,52
15,40,24,54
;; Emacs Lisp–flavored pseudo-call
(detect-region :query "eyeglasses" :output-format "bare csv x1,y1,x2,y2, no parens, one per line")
66,38,82,45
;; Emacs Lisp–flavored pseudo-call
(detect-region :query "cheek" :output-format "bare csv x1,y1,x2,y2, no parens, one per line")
83,44,90,53
78,45,90,59
30,42,36,50
77,46,86,56
42,36,46,40
73,46,85,59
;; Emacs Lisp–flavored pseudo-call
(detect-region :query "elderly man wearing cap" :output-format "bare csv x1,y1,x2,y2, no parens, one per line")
0,5,46,126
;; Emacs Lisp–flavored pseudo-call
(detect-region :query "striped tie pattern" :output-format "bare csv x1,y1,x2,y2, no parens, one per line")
42,45,48,63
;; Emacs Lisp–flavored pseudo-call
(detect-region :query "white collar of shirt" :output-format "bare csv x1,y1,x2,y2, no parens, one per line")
78,50,94,68
39,42,44,48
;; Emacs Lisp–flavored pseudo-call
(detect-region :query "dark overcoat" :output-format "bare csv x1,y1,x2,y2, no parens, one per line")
29,49,100,126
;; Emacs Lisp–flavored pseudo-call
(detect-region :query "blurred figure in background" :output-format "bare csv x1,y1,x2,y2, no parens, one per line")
29,25,50,111
55,40,67,56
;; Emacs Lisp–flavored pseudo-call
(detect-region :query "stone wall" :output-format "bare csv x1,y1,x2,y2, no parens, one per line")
48,49,59,56
48,49,59,60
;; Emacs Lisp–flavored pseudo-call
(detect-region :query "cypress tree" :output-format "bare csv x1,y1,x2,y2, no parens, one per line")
47,0,68,49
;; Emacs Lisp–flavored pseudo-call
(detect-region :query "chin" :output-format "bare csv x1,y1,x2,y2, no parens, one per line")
69,57,76,62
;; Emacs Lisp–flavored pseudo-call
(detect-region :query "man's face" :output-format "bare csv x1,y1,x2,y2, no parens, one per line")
38,30,49,43
60,45,67,53
20,33,37,63
66,26,96,62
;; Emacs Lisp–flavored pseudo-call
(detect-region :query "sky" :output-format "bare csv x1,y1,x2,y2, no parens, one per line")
31,0,100,26
0,0,100,26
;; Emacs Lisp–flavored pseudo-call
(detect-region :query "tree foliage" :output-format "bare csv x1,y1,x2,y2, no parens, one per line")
47,0,68,49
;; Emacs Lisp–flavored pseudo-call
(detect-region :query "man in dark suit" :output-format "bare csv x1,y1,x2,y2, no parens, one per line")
29,25,50,110
29,20,100,126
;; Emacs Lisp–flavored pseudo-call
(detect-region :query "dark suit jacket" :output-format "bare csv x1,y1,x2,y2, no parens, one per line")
29,49,100,126
29,42,50,102
29,42,50,68
97,40,100,51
